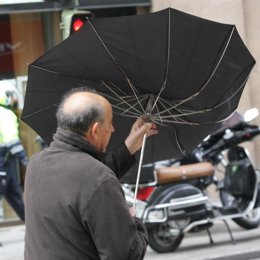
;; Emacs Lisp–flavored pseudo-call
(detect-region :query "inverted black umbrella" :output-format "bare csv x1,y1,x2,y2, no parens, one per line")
21,8,255,170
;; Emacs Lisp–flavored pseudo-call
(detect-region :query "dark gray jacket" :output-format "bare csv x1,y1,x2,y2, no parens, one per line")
24,128,148,260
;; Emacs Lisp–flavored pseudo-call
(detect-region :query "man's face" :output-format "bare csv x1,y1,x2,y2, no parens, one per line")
96,102,114,152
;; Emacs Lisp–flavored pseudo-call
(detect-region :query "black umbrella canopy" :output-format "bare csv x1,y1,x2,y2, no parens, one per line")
22,8,255,163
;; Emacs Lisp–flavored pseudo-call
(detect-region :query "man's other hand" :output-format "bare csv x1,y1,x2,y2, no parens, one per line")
125,118,158,155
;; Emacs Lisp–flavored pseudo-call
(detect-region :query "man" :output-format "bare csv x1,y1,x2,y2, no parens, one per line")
0,88,28,221
24,88,158,260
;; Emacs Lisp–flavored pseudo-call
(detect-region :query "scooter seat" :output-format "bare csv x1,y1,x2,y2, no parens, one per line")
155,162,214,185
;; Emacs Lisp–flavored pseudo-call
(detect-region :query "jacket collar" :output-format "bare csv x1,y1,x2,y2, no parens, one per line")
51,127,106,161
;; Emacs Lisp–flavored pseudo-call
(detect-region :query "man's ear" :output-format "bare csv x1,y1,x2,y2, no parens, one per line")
83,122,100,148
88,122,100,141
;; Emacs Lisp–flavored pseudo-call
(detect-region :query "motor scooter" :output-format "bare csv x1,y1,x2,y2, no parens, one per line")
121,108,260,253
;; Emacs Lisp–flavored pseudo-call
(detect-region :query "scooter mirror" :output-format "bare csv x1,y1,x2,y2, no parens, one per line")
243,107,259,122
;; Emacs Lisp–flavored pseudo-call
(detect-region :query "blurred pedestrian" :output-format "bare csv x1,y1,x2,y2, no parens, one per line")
25,87,157,260
0,87,28,221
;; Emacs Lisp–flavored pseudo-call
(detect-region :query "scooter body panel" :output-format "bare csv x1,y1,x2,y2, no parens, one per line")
143,183,209,224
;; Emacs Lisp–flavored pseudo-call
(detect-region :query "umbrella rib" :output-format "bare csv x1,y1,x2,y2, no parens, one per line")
155,67,250,122
108,82,146,114
87,19,138,92
174,26,236,109
30,64,61,74
101,81,144,115
22,104,58,119
155,97,188,121
173,125,187,156
87,19,146,113
114,95,148,116
155,98,179,122
102,91,144,106
28,65,145,117
153,97,192,118
155,73,250,124
108,81,129,96
156,98,209,119
161,119,199,125
113,112,143,120
205,72,251,111
148,96,164,123
112,105,142,117
121,95,148,114
154,99,164,124
150,8,171,113
116,95,146,106
28,64,143,118
183,72,251,118
150,98,186,124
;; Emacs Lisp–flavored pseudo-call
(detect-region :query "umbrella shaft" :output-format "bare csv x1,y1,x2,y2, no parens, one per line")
133,133,147,208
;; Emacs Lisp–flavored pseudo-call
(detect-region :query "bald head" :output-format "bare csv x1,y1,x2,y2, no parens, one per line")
63,92,108,116
56,88,111,136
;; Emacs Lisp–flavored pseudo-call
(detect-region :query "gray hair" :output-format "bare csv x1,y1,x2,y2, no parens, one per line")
56,87,104,136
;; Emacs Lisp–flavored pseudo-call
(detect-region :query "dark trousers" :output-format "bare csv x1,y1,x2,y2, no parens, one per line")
0,148,25,221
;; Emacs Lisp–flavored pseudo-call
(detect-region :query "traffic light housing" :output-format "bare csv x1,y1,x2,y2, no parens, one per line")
70,13,91,34
61,9,92,40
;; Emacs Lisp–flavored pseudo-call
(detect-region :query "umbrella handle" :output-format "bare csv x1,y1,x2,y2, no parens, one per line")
133,133,147,209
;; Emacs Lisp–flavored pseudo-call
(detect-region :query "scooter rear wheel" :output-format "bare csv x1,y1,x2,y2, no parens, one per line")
148,223,184,253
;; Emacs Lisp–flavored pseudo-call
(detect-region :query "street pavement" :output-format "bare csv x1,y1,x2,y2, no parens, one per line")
0,220,260,260
0,224,25,260
144,220,260,260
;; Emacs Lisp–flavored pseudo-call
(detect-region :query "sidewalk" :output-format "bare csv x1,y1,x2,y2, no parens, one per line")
0,224,25,260
1,221,260,260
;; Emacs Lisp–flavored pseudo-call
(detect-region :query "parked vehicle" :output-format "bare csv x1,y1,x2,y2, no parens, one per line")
121,109,260,253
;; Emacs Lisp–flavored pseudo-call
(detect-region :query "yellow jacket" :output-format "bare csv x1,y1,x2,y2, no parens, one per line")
0,106,19,145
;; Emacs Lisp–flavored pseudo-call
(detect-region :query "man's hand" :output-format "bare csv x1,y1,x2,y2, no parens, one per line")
125,118,158,155
129,207,136,217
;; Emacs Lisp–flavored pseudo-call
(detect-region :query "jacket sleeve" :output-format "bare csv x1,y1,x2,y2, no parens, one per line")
82,176,148,260
104,143,136,179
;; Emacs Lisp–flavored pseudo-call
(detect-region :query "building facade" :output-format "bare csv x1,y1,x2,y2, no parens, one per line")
0,0,151,157
1,0,259,222
0,0,151,223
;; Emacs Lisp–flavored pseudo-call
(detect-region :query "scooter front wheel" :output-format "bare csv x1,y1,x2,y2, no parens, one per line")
148,223,184,253
233,208,260,229
220,189,260,229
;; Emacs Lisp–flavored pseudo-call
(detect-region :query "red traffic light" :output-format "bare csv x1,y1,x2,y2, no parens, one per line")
70,13,93,35
72,18,84,32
